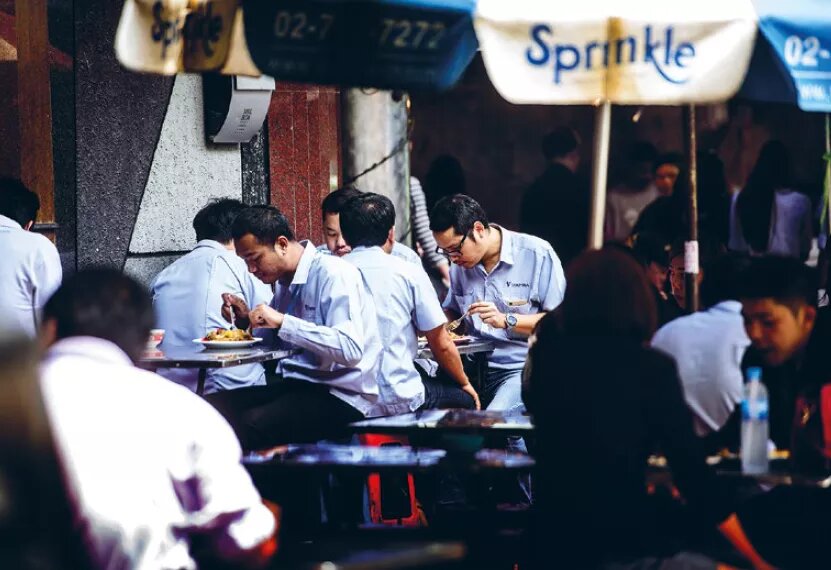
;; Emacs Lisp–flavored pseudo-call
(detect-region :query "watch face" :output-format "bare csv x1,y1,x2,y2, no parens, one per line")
507,314,518,327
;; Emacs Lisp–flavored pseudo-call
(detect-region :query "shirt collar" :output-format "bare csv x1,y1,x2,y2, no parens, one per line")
193,239,230,252
291,241,318,286
45,337,134,367
349,245,384,255
494,225,515,266
0,214,22,230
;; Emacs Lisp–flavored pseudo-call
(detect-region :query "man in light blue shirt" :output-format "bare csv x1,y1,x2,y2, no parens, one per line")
151,199,272,394
431,194,565,503
652,254,752,439
340,192,479,416
0,178,62,338
317,186,421,264
210,206,381,450
431,194,566,410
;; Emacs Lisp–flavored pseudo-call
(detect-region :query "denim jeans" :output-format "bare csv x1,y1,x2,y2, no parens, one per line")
481,366,531,503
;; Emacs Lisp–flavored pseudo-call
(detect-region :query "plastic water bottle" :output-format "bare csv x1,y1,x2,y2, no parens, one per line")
740,367,769,474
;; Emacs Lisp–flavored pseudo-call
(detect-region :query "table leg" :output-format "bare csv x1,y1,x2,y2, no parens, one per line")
473,354,487,393
196,369,207,396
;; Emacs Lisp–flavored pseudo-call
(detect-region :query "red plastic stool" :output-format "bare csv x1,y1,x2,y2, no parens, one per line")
359,433,422,526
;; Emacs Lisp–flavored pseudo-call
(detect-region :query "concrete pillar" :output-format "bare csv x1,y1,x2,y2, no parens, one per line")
341,89,411,245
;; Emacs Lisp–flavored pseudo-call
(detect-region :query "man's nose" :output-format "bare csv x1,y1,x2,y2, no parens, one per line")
746,322,762,343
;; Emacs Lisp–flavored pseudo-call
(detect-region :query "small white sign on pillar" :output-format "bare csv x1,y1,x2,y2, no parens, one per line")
211,75,275,144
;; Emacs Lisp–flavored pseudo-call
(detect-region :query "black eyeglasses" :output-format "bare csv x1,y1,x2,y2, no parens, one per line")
435,232,469,258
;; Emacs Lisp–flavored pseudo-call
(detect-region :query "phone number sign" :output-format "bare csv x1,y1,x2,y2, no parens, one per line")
243,0,478,91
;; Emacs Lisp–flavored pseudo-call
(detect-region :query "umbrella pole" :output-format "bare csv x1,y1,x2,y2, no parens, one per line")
683,104,699,312
588,101,612,250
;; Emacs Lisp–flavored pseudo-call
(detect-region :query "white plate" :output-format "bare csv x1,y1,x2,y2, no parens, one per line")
193,338,263,349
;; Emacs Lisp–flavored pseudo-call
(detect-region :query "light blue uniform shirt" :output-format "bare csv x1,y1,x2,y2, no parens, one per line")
345,246,447,416
443,226,566,370
651,301,751,437
316,241,421,264
151,240,273,394
262,242,381,415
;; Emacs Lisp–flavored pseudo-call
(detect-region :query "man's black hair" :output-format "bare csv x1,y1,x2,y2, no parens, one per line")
429,194,489,236
193,198,245,243
631,232,669,268
339,192,395,249
654,152,684,172
541,127,579,161
43,269,155,363
0,178,39,228
739,256,818,313
700,253,752,308
628,141,659,165
231,205,295,245
321,187,363,219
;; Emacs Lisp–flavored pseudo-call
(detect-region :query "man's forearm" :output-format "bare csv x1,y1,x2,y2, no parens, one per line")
512,312,546,336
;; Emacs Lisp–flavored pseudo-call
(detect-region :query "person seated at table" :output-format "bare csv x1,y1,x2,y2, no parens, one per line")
0,177,62,338
151,198,273,394
739,256,831,473
652,253,752,450
39,269,278,569
523,248,773,570
213,205,382,450
431,194,565,503
339,192,479,414
318,185,421,264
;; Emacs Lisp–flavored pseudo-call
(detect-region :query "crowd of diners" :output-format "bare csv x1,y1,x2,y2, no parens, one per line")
1,151,831,569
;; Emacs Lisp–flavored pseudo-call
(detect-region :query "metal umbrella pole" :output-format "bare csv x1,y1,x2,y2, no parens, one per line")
683,104,699,312
588,100,613,250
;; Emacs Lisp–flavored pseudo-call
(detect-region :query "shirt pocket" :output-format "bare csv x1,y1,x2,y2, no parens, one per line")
498,294,536,316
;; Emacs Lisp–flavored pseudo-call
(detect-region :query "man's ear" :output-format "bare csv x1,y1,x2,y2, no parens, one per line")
803,304,818,330
387,227,395,243
275,236,290,254
24,220,35,231
40,318,58,352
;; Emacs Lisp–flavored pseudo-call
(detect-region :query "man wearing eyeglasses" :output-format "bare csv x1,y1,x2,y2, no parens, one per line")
430,194,566,501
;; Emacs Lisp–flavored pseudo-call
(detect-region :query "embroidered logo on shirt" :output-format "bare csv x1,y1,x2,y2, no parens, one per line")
304,304,316,311
506,281,530,288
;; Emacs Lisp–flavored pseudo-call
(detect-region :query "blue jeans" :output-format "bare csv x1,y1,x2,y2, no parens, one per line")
481,366,531,503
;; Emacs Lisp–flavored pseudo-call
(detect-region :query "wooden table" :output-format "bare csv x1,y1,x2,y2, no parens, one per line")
137,344,297,395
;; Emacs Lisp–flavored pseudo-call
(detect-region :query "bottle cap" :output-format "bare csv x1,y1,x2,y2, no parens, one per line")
747,367,762,382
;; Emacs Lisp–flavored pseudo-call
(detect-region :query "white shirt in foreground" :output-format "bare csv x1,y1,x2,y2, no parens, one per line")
652,301,751,437
40,337,274,570
0,214,62,337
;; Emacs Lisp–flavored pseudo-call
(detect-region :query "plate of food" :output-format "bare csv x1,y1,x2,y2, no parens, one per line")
417,331,474,348
194,328,262,349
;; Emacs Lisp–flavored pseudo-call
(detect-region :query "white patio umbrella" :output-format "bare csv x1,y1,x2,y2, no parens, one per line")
474,0,758,305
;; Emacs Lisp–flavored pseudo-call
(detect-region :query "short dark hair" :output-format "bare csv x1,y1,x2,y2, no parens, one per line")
429,194,489,236
193,198,244,243
339,193,395,248
321,187,363,219
0,178,40,227
654,152,684,173
43,269,155,363
739,256,818,314
700,253,752,307
231,205,295,245
541,127,579,161
631,232,669,268
558,248,657,342
628,141,659,165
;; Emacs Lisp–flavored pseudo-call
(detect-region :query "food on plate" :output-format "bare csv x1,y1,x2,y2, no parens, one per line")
203,328,254,342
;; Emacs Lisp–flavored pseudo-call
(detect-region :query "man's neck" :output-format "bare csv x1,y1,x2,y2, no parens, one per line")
480,226,502,274
553,157,576,173
279,241,307,284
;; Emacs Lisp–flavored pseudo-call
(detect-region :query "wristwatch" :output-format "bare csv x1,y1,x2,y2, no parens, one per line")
505,314,518,330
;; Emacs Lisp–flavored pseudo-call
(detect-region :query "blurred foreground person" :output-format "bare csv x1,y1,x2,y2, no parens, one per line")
524,249,771,570
39,269,278,569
